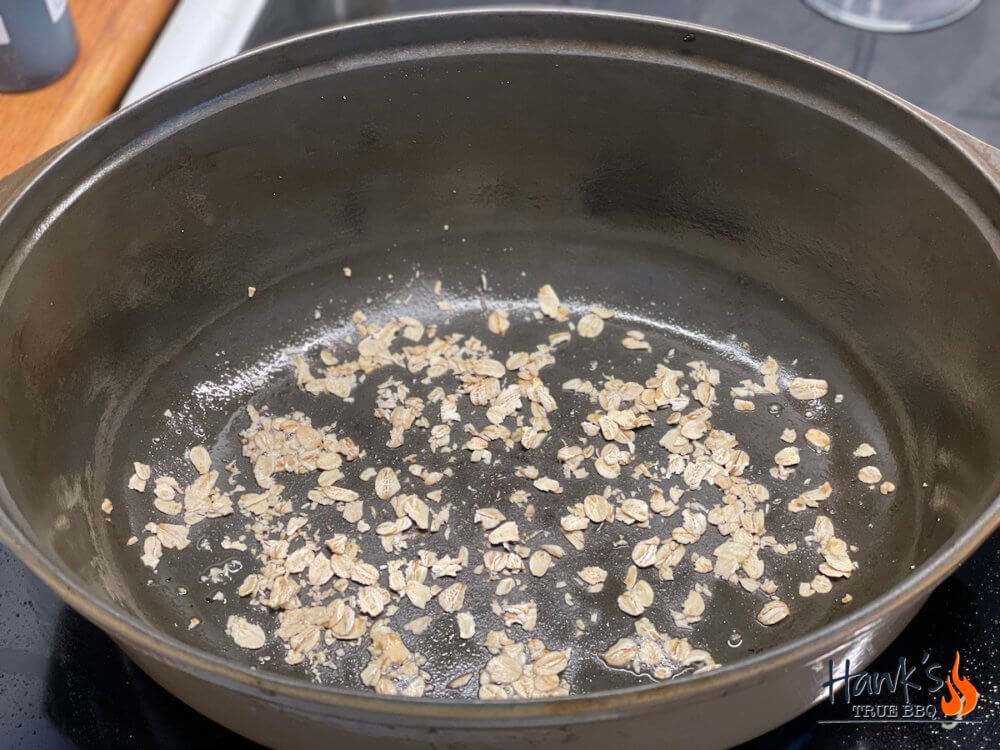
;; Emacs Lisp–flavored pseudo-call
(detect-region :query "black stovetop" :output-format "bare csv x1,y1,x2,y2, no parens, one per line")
1,1,998,748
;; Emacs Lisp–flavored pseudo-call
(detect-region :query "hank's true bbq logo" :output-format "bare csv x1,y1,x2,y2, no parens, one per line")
820,651,979,723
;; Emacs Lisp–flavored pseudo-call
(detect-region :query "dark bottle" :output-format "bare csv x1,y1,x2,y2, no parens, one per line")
0,0,78,92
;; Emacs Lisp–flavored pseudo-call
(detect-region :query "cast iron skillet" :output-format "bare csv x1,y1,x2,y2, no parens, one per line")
0,9,998,749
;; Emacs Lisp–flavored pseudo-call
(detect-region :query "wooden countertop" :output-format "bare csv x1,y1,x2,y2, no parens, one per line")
0,0,176,177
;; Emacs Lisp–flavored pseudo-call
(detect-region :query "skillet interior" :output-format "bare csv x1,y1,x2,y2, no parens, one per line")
0,13,999,699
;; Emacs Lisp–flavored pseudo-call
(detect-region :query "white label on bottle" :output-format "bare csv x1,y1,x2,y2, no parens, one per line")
45,0,67,23
0,15,9,45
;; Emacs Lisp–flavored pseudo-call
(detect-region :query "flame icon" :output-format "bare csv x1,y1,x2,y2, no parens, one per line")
940,651,978,718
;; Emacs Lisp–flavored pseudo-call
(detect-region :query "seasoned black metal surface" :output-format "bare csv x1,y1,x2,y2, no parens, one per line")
99,243,910,694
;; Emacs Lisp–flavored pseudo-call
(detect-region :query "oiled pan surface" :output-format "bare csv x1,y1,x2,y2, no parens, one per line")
103,231,909,696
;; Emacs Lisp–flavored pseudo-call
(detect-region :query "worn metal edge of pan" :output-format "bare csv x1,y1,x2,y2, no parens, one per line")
0,6,998,724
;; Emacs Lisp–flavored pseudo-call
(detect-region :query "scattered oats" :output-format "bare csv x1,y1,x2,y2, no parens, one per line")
448,672,473,689
583,494,613,523
375,468,401,500
399,316,425,342
343,267,352,277
188,618,200,629
693,555,713,574
841,594,854,605
529,549,552,577
789,377,828,400
880,481,896,495
361,623,429,697
853,443,877,458
804,428,830,452
487,309,510,336
622,331,651,351
631,537,660,568
617,573,654,617
533,476,563,494
774,446,800,467
154,495,183,516
189,445,212,474
140,536,162,569
437,582,466,612
858,466,882,485
757,600,790,625
129,462,151,492
478,635,570,699
538,284,569,321
811,574,833,594
406,580,433,609
561,513,589,533
541,544,564,558
357,585,391,617
602,617,716,678
578,566,608,586
226,616,266,649
683,589,706,619
100,498,113,514
247,286,256,298
404,616,433,635
788,481,832,513
516,465,539,480
577,313,605,338
501,600,539,631
121,273,877,697
602,639,637,668
146,522,190,550
401,494,430,530
475,508,506,529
